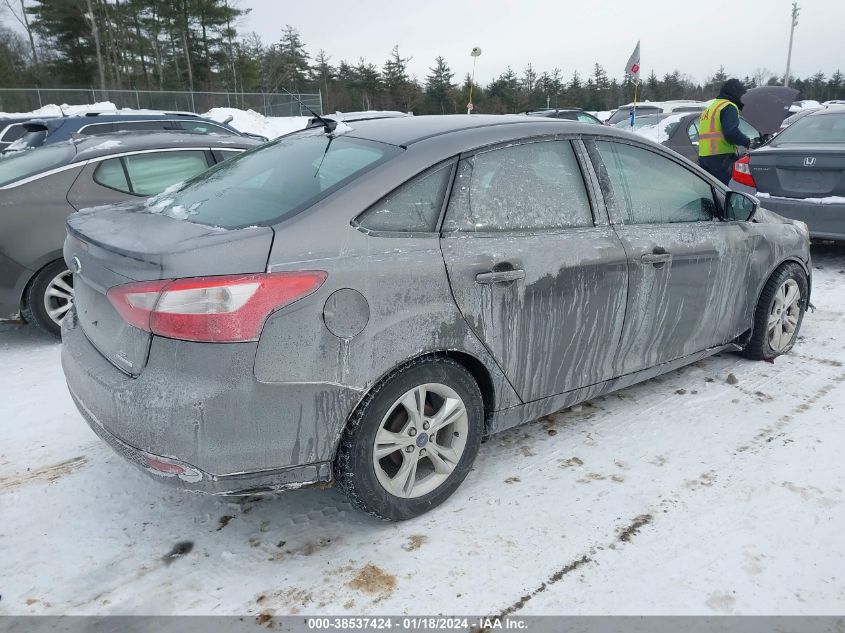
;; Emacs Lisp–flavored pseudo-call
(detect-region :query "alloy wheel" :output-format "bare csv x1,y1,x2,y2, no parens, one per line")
767,278,801,353
43,269,74,326
372,383,469,499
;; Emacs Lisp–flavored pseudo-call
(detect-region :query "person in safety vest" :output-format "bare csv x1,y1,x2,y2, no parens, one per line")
698,78,752,185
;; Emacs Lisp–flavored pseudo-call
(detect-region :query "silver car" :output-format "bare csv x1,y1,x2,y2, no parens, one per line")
61,115,811,520
0,131,260,336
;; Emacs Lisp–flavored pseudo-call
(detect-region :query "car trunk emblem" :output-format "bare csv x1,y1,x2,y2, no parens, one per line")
803,157,816,167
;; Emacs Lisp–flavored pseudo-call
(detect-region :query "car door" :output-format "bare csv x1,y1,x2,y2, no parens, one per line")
440,138,629,403
67,149,213,209
585,138,755,375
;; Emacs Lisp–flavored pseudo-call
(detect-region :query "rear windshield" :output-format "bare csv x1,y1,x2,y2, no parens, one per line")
607,107,660,124
145,130,401,228
772,112,845,144
0,142,76,186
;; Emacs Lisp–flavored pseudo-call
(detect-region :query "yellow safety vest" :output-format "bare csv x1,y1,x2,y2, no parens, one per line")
698,99,739,157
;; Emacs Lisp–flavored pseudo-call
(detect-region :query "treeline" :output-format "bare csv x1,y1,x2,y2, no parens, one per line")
2,0,844,113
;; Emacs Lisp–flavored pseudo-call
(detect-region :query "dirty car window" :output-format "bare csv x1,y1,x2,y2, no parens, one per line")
443,140,593,232
144,132,401,228
356,163,452,232
594,141,715,224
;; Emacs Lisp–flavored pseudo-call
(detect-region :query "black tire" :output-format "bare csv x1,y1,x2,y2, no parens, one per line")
334,357,484,521
21,259,73,339
743,262,808,361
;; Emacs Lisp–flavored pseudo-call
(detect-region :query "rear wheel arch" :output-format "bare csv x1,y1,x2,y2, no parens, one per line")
340,350,496,448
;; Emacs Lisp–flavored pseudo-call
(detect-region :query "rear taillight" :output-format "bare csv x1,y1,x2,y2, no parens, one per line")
732,155,756,188
107,271,327,342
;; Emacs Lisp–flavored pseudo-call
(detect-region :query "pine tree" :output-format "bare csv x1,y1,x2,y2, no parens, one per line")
425,56,455,114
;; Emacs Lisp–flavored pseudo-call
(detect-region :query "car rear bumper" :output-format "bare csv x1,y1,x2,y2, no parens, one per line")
61,308,362,494
757,195,845,241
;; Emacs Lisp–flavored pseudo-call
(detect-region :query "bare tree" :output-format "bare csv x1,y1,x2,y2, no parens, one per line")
3,0,40,81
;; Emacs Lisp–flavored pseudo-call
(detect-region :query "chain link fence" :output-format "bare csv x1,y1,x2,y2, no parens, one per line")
0,88,322,117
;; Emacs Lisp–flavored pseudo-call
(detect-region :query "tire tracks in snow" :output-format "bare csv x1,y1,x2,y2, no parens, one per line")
477,369,845,624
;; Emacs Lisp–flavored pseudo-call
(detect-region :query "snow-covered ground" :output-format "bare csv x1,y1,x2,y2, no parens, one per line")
2,244,844,617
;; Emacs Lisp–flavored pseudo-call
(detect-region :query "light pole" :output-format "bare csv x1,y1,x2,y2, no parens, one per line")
784,2,800,87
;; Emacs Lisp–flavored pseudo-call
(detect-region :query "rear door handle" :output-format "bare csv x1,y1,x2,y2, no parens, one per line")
641,253,672,265
475,269,525,284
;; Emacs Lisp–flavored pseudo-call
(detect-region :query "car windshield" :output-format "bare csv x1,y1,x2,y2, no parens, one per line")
0,142,76,186
144,129,402,229
772,112,845,144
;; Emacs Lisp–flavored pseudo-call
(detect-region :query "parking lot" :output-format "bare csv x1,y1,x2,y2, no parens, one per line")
1,243,844,618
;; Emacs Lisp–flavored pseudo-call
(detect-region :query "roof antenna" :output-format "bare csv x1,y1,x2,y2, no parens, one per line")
59,104,67,117
277,86,336,134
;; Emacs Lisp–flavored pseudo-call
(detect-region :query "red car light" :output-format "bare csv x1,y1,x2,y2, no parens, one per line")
107,271,327,342
732,155,756,188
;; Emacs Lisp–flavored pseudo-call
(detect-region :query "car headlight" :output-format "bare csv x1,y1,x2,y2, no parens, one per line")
793,220,810,239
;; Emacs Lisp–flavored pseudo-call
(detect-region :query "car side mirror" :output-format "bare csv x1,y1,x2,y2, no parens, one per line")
725,190,758,222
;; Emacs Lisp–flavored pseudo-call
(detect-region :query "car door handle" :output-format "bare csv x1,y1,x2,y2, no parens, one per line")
475,269,526,284
641,253,672,265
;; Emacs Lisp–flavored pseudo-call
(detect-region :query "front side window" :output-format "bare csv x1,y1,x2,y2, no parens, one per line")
593,140,716,224
356,163,452,233
145,131,401,228
123,151,209,196
443,140,593,232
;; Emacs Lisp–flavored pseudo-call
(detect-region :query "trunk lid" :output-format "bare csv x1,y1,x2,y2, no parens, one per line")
741,86,798,135
750,144,845,198
64,204,274,375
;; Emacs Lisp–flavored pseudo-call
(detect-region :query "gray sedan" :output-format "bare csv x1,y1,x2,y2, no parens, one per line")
61,115,811,520
731,106,845,240
0,131,260,336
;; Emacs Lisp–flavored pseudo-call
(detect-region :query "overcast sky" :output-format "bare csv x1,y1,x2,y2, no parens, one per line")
239,0,843,85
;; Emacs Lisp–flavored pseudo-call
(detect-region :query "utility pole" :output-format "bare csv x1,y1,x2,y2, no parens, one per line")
784,2,800,87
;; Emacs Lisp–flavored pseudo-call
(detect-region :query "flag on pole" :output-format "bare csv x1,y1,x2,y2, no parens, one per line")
625,41,641,128
625,40,641,81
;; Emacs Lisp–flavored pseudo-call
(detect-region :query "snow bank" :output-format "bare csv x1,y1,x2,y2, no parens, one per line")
789,100,823,113
756,192,845,204
203,107,309,139
0,101,118,118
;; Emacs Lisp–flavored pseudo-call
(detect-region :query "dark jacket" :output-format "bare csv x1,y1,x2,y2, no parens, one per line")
717,85,751,149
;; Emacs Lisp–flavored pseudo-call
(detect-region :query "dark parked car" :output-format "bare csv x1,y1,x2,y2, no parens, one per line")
0,131,260,335
0,115,39,151
523,109,603,124
2,110,263,154
620,112,763,162
732,106,845,240
62,115,810,520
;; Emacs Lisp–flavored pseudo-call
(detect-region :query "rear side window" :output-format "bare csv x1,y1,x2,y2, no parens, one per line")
93,151,209,196
1,123,26,143
356,163,452,232
93,158,130,192
443,140,593,232
145,132,401,228
593,141,716,224
79,122,115,135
